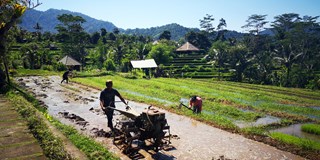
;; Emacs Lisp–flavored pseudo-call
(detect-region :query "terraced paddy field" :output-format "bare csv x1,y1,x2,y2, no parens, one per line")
72,74,320,159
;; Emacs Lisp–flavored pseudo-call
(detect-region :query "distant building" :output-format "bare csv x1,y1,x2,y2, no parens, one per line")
59,55,81,70
176,42,200,53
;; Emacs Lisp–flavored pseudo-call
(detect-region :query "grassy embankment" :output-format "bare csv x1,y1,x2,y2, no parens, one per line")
6,91,72,159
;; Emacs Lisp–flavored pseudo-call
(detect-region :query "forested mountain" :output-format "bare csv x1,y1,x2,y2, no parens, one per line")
19,9,117,33
19,9,244,41
123,23,200,41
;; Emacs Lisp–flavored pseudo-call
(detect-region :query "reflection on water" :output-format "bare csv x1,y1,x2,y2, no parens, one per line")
235,116,281,128
311,106,320,110
179,98,189,105
271,123,320,143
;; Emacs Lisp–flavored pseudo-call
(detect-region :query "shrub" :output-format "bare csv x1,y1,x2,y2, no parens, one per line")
41,65,54,71
182,65,190,72
197,65,206,72
54,62,67,71
104,59,116,71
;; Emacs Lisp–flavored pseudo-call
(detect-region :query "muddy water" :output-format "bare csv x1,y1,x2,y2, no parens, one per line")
271,123,320,143
15,76,305,160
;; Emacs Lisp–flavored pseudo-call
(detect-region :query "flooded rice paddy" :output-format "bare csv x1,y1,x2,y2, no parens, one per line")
15,76,305,160
271,123,320,143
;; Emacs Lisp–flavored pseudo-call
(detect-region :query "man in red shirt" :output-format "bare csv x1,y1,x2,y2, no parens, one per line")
189,96,202,114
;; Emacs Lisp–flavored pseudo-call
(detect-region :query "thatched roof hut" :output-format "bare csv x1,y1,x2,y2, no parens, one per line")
176,42,200,52
59,55,81,66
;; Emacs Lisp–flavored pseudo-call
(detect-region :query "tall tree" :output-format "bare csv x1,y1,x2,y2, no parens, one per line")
216,18,227,41
56,14,89,70
0,0,41,84
272,13,320,87
242,14,271,83
228,44,252,82
199,14,215,33
209,41,229,80
159,30,171,40
147,42,175,65
185,31,211,51
242,14,268,35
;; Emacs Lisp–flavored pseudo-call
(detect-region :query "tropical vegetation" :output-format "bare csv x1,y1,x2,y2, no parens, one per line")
1,0,320,159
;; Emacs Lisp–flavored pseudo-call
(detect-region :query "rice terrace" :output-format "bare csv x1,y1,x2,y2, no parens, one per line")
1,0,320,160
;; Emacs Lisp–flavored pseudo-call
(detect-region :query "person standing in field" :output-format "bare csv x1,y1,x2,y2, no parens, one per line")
100,80,127,131
61,69,71,84
189,95,202,114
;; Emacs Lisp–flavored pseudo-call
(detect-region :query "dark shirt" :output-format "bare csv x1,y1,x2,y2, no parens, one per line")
63,71,70,78
100,88,121,108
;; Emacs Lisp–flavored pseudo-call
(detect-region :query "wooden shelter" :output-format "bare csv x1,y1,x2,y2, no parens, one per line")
130,59,157,69
59,55,81,70
176,42,200,52
130,59,158,78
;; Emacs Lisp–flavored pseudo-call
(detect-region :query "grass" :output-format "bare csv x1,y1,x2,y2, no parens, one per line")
301,124,320,135
270,132,320,151
6,91,71,159
49,117,119,160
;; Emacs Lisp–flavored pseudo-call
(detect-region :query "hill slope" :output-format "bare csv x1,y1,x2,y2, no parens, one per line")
20,9,117,33
19,9,245,40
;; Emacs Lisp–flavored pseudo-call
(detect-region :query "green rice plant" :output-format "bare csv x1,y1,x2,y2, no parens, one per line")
301,124,320,135
270,132,320,151
73,74,320,132
200,112,237,129
73,75,263,127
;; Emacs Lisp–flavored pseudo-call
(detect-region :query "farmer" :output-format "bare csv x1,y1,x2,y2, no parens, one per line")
189,95,202,114
100,80,127,131
61,69,71,84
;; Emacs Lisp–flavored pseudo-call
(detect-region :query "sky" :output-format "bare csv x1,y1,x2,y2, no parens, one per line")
35,0,320,32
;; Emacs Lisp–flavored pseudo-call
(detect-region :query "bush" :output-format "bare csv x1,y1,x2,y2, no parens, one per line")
306,76,320,90
197,65,206,72
9,69,17,76
182,65,190,72
41,65,54,71
104,59,116,71
54,63,67,71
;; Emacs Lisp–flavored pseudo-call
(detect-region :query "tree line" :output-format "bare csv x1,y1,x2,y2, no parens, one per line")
1,0,320,90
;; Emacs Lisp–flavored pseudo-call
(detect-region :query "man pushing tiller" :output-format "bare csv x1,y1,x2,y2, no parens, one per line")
99,80,127,132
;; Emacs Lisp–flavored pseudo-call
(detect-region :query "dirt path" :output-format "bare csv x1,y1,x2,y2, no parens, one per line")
15,76,305,160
